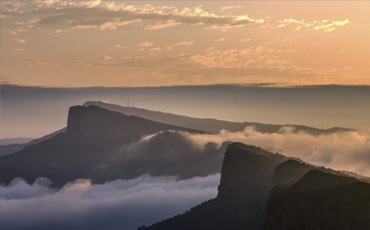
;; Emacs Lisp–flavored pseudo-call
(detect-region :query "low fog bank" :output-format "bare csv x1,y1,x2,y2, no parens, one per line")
112,131,228,179
128,126,370,178
0,174,220,230
1,127,370,230
184,126,370,177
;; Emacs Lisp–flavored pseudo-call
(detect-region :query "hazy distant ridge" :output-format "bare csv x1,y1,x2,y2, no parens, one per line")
84,101,353,135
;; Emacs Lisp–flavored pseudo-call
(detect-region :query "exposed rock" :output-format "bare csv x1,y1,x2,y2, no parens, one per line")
0,106,204,187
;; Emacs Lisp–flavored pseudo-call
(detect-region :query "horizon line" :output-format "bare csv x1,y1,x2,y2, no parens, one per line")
2,83,370,89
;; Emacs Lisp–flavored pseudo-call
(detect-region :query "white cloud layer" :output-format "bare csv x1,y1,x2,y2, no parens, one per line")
0,174,220,230
183,127,370,177
1,1,262,31
1,127,370,230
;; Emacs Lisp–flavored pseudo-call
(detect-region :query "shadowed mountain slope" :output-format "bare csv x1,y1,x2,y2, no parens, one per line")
0,105,207,187
0,128,66,156
142,143,370,230
142,143,288,230
265,170,370,230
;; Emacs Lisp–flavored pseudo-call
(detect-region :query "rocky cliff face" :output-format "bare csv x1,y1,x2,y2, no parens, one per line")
143,143,288,230
271,159,318,187
0,105,204,187
142,143,370,230
217,143,287,228
66,105,201,142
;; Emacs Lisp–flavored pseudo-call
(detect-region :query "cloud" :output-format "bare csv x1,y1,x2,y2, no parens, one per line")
67,43,330,85
110,44,128,50
189,46,294,68
214,37,225,42
144,20,180,30
2,1,262,31
113,131,226,179
0,174,220,230
182,127,370,177
166,41,194,50
219,6,242,12
29,60,62,68
86,127,370,179
272,18,350,32
138,42,154,48
103,55,112,60
1,38,26,43
149,47,162,52
240,38,251,42
2,126,369,229
13,38,26,43
54,29,65,33
1,177,53,199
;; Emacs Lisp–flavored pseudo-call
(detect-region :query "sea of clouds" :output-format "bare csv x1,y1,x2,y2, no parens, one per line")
123,126,370,177
1,126,369,230
0,174,220,230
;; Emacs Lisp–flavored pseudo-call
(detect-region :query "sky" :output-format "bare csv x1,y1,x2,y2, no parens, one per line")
1,2,370,229
1,0,370,87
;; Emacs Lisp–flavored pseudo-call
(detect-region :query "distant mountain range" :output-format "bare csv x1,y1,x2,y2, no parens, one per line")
1,101,353,157
142,143,370,230
0,138,34,145
1,103,369,229
0,129,65,156
84,101,354,135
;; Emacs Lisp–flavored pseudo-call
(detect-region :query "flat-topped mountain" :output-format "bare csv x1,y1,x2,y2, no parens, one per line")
1,101,354,157
0,105,210,187
84,101,353,135
142,143,370,230
66,105,201,141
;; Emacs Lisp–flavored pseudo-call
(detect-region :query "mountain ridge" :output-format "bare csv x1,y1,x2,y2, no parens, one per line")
0,105,208,187
141,142,370,230
84,101,354,135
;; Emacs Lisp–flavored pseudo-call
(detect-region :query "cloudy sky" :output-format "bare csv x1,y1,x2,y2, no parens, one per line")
1,0,370,87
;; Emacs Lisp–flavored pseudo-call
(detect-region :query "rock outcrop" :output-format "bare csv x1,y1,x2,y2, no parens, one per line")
142,143,288,230
217,143,287,228
0,106,204,187
142,143,370,230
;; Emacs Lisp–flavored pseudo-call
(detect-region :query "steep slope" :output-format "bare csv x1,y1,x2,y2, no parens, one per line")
0,138,34,145
272,159,370,187
142,143,288,230
217,143,288,228
84,101,353,135
0,128,66,156
271,159,315,187
0,105,205,187
265,170,370,230
142,143,370,230
141,199,245,230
